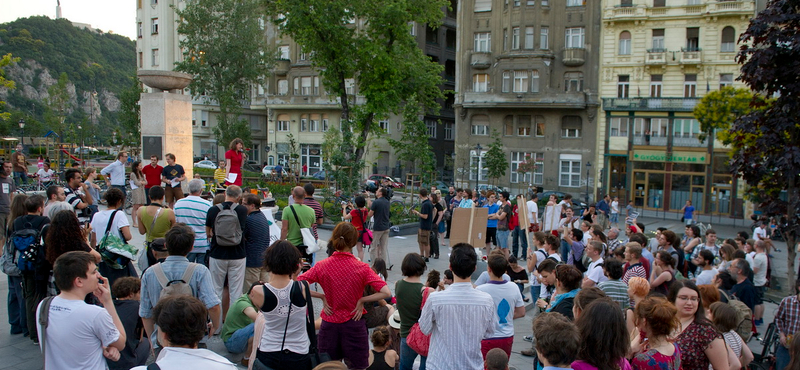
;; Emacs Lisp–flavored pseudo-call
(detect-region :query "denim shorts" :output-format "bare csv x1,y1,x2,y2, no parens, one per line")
224,322,255,354
496,230,510,249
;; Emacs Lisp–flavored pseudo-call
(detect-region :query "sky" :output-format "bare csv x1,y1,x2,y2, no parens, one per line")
2,0,137,40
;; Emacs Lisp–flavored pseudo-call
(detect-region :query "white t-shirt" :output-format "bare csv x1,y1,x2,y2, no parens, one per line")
475,271,510,286
37,168,55,182
586,258,608,284
90,209,130,241
476,281,524,339
37,296,120,370
746,251,756,267
695,268,718,286
752,252,768,286
611,201,619,214
754,226,767,240
527,200,538,224
131,347,236,370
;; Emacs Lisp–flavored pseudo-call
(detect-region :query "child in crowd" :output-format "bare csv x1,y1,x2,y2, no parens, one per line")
427,269,441,290
366,326,399,370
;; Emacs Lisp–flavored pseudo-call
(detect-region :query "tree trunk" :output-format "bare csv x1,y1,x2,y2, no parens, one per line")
786,175,798,293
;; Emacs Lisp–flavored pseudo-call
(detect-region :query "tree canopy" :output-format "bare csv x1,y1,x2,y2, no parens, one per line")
693,86,765,144
733,0,800,290
0,53,20,122
483,130,508,186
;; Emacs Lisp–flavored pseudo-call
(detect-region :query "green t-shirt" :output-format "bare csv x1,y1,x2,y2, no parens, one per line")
395,280,424,338
282,204,316,247
220,293,256,342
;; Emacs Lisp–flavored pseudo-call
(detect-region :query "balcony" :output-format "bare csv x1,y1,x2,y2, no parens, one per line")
645,49,667,65
562,48,586,67
633,135,668,146
273,59,290,76
471,52,492,69
708,1,755,14
462,91,588,109
603,97,699,112
680,48,702,64
673,136,705,148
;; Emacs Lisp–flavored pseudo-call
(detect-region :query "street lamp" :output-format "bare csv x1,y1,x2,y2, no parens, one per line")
78,123,83,169
585,160,592,205
474,143,483,191
18,119,25,146
265,145,271,166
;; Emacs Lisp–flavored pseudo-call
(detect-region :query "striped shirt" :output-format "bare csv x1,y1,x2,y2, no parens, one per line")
419,282,494,370
213,168,226,187
174,195,212,253
303,197,323,239
244,210,270,267
598,279,630,311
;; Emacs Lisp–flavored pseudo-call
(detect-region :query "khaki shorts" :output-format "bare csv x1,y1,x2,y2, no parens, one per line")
418,229,431,247
165,185,184,203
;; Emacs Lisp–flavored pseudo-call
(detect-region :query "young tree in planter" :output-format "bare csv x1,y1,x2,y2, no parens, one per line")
483,130,508,188
389,99,436,197
733,0,800,290
516,155,538,195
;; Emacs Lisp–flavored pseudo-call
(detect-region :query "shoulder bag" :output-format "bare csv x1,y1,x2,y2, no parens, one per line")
406,287,433,357
356,209,373,246
137,207,163,272
290,205,320,254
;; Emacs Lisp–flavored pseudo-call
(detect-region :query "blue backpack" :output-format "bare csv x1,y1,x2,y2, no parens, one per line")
11,222,46,273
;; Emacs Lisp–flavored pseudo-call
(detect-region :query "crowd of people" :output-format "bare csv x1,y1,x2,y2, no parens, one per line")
4,144,800,370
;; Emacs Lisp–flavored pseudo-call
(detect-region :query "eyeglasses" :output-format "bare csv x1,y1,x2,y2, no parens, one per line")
676,295,699,302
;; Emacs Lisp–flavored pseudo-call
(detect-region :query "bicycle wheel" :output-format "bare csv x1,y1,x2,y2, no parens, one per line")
124,197,133,215
322,199,341,219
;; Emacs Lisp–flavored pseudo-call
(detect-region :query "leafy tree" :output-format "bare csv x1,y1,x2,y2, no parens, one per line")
267,0,447,194
516,155,537,194
118,77,144,153
483,130,508,187
733,0,800,290
46,72,72,140
174,0,274,150
388,98,436,187
693,86,765,144
0,53,20,121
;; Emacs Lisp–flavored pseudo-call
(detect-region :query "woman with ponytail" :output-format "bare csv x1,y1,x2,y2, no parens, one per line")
297,222,392,370
630,296,681,370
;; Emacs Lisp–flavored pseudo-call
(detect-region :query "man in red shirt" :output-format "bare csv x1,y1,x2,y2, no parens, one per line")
297,223,391,369
141,155,163,205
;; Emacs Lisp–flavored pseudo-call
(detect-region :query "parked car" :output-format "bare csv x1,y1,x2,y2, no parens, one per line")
193,160,217,169
476,184,507,194
311,170,330,180
422,181,450,193
366,174,404,188
262,165,290,178
241,161,262,173
537,190,588,210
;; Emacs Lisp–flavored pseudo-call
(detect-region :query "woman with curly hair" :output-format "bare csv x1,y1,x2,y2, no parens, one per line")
44,210,101,295
225,138,245,186
630,296,681,370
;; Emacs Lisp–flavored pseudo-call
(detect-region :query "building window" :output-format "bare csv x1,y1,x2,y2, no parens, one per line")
559,154,582,187
409,22,416,36
564,72,583,92
525,26,535,49
541,0,548,5
345,78,355,95
527,0,535,4
138,52,143,68
540,27,549,49
426,25,438,45
277,79,288,95
518,115,532,136
619,31,632,55
684,74,697,98
650,74,663,97
512,27,520,49
470,151,487,181
510,152,533,184
513,71,528,92
426,120,437,138
472,125,488,136
151,18,159,34
192,112,197,126
653,0,665,6
535,116,545,137
561,116,582,138
201,111,208,127
277,113,290,132
673,119,701,138
473,74,489,92
502,71,511,93
652,29,665,51
514,0,520,6
446,29,456,49
719,73,734,89
151,49,159,67
379,120,390,133
610,117,629,137
686,27,700,51
531,70,540,93
566,0,584,6
565,27,585,48
300,115,308,131
475,0,492,12
504,115,515,136
503,29,508,51
444,122,454,140
721,26,736,52
322,115,330,132
618,75,630,98
279,46,290,60
299,52,307,61
309,114,320,132
474,32,491,52
138,22,143,38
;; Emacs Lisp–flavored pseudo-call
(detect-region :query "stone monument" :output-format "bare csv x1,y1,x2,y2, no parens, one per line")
138,70,194,181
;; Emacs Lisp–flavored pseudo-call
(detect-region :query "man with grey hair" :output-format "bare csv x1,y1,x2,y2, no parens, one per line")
730,258,757,314
607,227,623,252
174,179,212,263
205,185,247,309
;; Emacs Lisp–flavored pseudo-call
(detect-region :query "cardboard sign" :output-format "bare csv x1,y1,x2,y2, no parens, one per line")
450,207,489,247
516,195,532,249
543,204,562,232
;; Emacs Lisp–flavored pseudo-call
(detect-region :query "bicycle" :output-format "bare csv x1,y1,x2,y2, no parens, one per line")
322,190,354,219
749,321,779,370
389,193,420,218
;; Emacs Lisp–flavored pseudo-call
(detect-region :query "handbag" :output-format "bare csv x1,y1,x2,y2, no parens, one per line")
137,206,163,272
303,280,332,366
97,210,138,269
290,205,321,254
406,287,432,357
356,210,373,246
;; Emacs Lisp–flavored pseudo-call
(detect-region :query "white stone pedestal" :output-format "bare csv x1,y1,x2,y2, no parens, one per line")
140,91,194,181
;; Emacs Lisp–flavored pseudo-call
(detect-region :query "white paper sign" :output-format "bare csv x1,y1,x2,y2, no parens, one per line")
225,173,238,184
129,180,139,190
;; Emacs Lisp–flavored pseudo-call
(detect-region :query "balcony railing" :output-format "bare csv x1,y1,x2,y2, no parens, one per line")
646,49,667,65
471,52,492,69
562,48,586,67
680,48,702,64
633,135,667,146
673,136,704,147
603,97,700,112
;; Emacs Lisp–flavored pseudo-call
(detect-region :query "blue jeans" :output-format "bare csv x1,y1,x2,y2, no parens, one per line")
13,171,28,186
400,337,426,370
610,213,619,224
560,240,570,262
777,343,790,370
530,285,541,300
186,252,207,265
224,322,254,354
511,226,528,258
496,230,510,249
7,276,27,335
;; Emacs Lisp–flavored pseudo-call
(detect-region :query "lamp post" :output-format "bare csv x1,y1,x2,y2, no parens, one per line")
78,123,83,169
450,151,457,186
474,143,483,192
264,145,271,167
18,119,25,146
585,160,592,205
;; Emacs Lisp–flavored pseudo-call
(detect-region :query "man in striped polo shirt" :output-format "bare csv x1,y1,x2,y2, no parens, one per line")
174,179,212,264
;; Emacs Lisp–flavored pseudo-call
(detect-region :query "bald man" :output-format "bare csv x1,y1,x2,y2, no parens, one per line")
281,187,316,262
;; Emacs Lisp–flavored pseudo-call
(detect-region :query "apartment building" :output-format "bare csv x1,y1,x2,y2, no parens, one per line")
136,0,456,180
597,0,755,218
453,0,602,198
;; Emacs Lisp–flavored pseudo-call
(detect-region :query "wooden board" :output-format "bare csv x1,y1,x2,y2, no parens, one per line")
516,195,532,252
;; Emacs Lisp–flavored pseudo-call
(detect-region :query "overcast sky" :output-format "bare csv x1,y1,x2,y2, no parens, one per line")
2,0,136,40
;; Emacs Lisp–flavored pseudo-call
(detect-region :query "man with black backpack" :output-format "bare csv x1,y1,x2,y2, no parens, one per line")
139,223,221,343
15,195,49,345
205,185,247,309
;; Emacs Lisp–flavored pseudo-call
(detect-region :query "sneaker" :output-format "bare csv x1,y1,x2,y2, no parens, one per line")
523,335,533,342
241,357,250,367
755,319,764,326
521,348,536,357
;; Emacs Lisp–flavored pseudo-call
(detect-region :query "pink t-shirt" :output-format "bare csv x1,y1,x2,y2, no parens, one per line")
572,358,632,370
